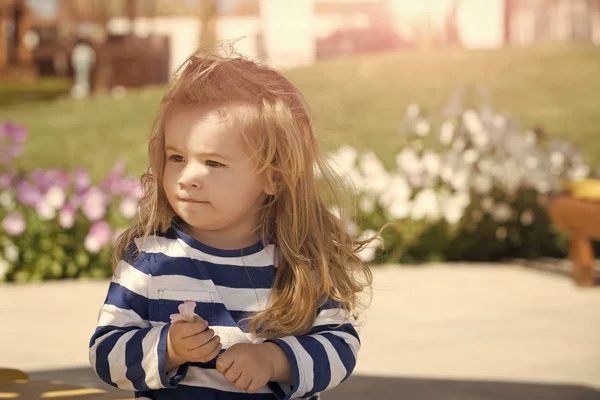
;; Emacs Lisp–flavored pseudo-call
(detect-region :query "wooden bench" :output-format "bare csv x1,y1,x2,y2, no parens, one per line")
546,195,600,287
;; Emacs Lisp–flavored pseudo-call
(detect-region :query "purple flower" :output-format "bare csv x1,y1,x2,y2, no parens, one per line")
111,160,126,177
31,169,69,191
81,186,108,221
53,171,70,189
0,174,13,189
2,212,26,236
59,203,76,229
74,168,91,193
1,122,28,144
101,161,127,196
84,221,112,253
121,178,143,200
16,180,42,207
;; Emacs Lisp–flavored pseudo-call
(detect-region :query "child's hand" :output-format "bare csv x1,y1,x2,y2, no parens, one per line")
216,343,275,393
166,315,222,368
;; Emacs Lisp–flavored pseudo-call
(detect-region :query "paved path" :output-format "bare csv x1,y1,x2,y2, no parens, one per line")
1,264,599,398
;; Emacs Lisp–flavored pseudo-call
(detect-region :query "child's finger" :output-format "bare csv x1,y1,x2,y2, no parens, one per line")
216,351,235,374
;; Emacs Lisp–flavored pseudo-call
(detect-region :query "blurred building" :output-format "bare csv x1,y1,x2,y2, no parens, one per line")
506,0,600,45
388,0,600,48
2,0,599,87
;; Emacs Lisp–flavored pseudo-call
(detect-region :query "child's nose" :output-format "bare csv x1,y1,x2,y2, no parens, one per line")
178,165,205,189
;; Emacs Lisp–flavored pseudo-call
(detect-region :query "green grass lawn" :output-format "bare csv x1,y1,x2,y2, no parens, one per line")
1,45,599,181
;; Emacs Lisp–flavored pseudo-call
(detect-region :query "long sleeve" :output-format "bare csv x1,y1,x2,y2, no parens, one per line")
266,302,360,399
88,244,188,391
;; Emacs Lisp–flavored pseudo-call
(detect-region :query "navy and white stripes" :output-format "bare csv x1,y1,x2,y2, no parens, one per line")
89,226,359,399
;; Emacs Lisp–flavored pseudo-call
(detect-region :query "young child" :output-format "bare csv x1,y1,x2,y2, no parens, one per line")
89,51,373,399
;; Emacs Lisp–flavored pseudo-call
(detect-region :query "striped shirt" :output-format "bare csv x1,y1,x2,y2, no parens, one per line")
89,225,360,399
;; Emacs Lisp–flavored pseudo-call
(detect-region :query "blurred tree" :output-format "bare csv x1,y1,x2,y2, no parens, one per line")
154,0,218,47
198,0,217,48
445,0,460,46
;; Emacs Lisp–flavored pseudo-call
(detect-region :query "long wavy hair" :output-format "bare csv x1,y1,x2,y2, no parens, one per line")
114,49,373,338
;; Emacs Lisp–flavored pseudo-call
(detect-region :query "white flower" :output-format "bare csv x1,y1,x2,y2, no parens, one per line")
449,167,470,192
477,158,494,174
359,196,376,213
422,150,441,178
520,209,535,226
452,138,466,152
462,149,479,164
329,206,341,219
415,120,430,137
379,174,412,219
359,152,389,194
407,170,427,188
4,241,19,263
472,131,490,148
525,156,539,170
472,174,493,195
44,185,66,209
119,197,138,219
439,190,469,225
499,159,522,194
492,202,512,223
550,152,565,169
345,169,365,189
406,104,420,119
379,174,411,206
463,110,483,134
411,188,439,221
0,258,9,281
568,164,590,181
357,229,383,263
396,148,420,174
439,121,454,145
387,200,412,219
36,201,56,221
59,205,75,229
346,220,360,236
0,192,15,211
535,180,551,194
481,197,495,213
328,145,358,176
84,235,102,253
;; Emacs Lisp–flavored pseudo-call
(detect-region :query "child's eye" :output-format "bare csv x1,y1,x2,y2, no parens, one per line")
206,160,225,167
168,155,184,163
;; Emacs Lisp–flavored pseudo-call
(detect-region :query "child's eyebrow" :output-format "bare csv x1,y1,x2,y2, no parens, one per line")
164,145,232,161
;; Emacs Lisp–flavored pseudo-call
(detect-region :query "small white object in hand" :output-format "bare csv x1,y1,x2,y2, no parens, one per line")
170,300,197,323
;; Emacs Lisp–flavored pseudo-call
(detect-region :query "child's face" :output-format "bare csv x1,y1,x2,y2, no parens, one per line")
162,106,272,248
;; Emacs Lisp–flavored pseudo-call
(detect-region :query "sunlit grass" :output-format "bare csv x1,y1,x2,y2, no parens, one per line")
1,44,598,181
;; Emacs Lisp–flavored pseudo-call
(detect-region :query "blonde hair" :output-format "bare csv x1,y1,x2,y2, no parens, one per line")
114,49,373,338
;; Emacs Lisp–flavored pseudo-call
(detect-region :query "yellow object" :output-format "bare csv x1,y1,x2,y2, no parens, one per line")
0,369,27,384
40,388,106,398
569,179,600,200
0,393,19,399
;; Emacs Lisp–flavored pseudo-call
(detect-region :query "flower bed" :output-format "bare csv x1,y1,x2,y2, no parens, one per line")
1,99,596,281
331,103,595,263
0,122,141,282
